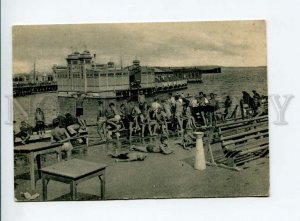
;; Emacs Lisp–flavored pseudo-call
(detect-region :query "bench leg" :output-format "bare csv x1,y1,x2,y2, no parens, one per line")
70,181,77,200
227,157,236,167
29,153,36,191
98,173,105,200
56,150,62,162
37,155,42,179
42,177,48,201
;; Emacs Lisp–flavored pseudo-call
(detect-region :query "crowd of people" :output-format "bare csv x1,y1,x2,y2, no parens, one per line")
14,90,267,157
94,90,267,141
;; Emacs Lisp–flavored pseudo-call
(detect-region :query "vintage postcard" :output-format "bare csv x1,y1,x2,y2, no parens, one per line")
13,20,268,201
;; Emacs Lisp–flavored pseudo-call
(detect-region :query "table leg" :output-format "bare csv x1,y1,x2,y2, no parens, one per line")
56,150,62,162
29,152,36,191
37,155,42,179
70,181,77,200
85,137,89,153
99,172,105,200
42,176,48,201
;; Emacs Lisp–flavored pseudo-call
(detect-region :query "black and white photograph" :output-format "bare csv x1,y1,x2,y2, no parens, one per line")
12,21,269,201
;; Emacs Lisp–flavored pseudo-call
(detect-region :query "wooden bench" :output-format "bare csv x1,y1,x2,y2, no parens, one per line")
14,131,52,146
213,120,269,169
211,115,268,143
218,115,268,134
69,132,89,153
41,159,107,201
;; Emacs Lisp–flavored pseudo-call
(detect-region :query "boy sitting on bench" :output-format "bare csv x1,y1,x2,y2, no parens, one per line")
14,121,33,145
51,118,73,160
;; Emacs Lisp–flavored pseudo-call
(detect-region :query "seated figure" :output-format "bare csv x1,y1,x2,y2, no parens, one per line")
51,118,73,160
14,121,33,145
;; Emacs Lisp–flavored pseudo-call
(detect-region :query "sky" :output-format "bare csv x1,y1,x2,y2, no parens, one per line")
13,20,267,74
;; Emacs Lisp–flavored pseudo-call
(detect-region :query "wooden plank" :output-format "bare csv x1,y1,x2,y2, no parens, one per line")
235,154,266,165
219,119,268,136
230,137,269,151
233,155,262,166
222,131,269,147
219,121,268,136
240,145,268,155
217,115,268,128
221,126,268,143
226,145,269,166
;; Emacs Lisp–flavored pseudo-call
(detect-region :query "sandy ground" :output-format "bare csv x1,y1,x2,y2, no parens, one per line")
14,129,269,201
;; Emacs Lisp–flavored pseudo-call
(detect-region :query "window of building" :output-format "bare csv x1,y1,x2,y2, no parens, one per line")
86,73,93,78
73,73,80,78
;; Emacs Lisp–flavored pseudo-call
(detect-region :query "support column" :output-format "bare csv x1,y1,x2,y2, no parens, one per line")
194,132,206,170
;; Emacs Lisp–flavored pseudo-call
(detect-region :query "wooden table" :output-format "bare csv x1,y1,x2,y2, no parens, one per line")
41,159,107,201
14,142,62,191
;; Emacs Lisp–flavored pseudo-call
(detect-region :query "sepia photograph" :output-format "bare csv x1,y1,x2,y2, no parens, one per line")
12,20,269,201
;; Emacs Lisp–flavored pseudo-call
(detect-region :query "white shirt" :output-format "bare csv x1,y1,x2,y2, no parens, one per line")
151,102,161,111
191,99,198,107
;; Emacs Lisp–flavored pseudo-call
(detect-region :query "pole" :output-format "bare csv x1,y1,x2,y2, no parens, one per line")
33,60,36,84
83,59,87,92
194,131,206,170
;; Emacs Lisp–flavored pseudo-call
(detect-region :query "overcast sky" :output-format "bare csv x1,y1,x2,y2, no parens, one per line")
13,20,266,73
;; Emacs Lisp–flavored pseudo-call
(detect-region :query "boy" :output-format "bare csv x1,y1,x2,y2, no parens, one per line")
106,105,123,141
15,121,33,145
97,100,107,141
155,108,169,135
179,130,196,150
130,135,173,155
51,118,73,160
175,95,184,133
35,107,45,138
185,106,197,129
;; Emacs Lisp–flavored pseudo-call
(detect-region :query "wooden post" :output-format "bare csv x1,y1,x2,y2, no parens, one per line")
194,132,206,170
29,153,36,190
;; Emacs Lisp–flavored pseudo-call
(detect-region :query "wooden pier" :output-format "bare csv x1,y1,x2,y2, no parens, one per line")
13,83,58,97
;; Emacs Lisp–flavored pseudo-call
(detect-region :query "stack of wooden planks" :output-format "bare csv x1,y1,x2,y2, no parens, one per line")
207,115,269,170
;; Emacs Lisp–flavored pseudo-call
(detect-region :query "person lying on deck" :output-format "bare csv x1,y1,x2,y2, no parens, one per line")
108,151,148,162
179,130,196,150
109,135,172,162
130,135,173,155
51,118,73,160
